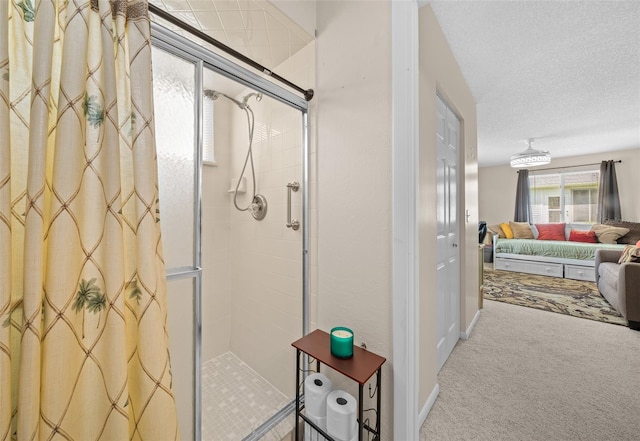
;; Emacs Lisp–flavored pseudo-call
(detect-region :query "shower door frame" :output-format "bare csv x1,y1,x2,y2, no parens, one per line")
151,23,311,441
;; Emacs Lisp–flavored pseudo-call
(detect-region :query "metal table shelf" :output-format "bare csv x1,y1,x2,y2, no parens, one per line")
292,329,386,441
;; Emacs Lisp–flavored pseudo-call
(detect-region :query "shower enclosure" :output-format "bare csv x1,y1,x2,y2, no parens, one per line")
151,23,310,441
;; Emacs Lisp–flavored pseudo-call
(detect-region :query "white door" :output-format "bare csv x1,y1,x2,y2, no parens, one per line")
436,95,460,372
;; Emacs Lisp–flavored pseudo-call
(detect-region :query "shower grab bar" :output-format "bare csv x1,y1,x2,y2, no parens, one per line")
286,182,300,231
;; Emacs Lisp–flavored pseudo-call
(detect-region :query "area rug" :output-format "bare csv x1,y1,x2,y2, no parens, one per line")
483,267,627,326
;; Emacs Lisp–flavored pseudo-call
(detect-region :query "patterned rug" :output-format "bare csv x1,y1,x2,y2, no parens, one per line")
483,267,627,326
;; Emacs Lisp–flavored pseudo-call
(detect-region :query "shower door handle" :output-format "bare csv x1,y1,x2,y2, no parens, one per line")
286,181,300,231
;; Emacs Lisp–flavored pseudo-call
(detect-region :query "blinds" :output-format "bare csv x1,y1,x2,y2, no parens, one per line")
203,96,215,164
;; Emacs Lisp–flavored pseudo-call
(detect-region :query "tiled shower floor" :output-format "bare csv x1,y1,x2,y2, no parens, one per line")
202,352,294,441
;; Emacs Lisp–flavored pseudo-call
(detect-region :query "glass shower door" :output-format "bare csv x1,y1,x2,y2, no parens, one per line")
151,44,199,441
200,66,305,440
151,27,310,440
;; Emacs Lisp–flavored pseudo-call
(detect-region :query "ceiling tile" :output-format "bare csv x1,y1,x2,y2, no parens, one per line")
238,0,262,11
195,11,223,30
208,30,229,45
162,0,192,12
233,45,253,58
187,0,215,12
152,0,313,73
245,29,269,46
264,12,286,30
172,11,199,27
218,10,245,29
241,10,267,30
225,29,247,46
215,0,240,11
267,28,289,46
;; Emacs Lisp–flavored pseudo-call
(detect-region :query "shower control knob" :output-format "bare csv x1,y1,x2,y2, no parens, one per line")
250,194,268,221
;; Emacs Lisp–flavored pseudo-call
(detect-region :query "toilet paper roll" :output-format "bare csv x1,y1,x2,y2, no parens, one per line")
326,389,358,441
304,373,333,418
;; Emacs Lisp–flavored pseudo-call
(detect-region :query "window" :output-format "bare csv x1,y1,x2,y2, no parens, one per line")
547,196,561,222
529,169,599,224
202,94,215,165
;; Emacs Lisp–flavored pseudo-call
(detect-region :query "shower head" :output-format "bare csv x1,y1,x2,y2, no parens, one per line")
203,89,221,100
204,89,262,110
242,92,263,107
210,90,243,108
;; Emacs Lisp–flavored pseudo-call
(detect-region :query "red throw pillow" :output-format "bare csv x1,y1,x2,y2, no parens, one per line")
569,229,597,243
535,223,566,241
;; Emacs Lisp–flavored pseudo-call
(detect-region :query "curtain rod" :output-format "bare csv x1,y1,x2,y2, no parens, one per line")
148,4,314,102
522,160,621,173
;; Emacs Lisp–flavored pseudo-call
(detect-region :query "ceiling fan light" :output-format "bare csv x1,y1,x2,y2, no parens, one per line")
510,140,551,168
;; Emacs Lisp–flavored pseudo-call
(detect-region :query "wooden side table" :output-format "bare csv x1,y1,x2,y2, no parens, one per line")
292,329,386,441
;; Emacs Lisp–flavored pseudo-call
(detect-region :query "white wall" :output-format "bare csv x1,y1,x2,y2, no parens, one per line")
479,147,640,225
315,3,479,437
418,4,479,413
316,1,393,438
270,0,316,37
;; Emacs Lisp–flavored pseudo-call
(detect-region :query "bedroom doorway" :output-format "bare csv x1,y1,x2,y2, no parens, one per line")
435,94,461,372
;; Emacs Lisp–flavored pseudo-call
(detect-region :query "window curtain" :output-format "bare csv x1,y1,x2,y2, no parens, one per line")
514,169,532,222
0,1,179,440
597,160,622,223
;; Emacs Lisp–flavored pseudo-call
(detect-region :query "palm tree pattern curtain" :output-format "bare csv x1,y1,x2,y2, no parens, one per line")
514,169,532,222
0,1,179,439
597,160,622,223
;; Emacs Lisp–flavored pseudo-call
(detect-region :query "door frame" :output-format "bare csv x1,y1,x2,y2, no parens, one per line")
391,1,420,439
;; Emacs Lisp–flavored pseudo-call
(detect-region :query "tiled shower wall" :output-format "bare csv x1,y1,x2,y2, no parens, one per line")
201,40,316,399
202,98,233,362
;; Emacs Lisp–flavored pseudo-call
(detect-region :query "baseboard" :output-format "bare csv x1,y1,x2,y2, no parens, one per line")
418,383,440,426
460,309,481,340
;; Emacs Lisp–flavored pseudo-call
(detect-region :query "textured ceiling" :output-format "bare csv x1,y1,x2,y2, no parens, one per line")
428,0,640,167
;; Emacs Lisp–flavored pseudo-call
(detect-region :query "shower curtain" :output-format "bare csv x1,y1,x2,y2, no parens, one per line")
0,1,178,440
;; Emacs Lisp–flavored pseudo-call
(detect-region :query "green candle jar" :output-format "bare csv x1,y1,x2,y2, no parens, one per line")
330,326,354,358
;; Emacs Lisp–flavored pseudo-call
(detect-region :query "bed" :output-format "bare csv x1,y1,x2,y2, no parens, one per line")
494,238,626,282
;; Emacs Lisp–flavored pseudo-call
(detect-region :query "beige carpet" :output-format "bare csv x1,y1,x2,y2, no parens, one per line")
420,300,640,441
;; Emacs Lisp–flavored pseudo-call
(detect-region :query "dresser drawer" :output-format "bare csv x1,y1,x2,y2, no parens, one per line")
564,265,596,282
494,258,564,278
